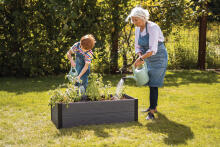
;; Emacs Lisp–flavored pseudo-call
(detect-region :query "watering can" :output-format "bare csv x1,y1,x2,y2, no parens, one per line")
123,63,149,86
67,67,85,95
67,67,78,82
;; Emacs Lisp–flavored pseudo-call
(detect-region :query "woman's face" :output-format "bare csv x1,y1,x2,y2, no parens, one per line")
131,17,145,27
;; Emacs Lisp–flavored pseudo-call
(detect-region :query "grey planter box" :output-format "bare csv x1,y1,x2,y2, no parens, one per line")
51,94,138,129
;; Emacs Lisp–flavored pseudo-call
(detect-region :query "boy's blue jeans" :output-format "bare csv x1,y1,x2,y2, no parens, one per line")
75,50,90,90
75,65,90,90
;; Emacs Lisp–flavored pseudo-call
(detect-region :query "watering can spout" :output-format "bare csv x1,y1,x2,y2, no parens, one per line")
123,76,137,82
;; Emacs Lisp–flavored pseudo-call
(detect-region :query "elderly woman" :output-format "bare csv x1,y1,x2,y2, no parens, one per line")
126,7,168,120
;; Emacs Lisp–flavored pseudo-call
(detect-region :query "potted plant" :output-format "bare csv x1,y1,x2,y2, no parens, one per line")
49,73,138,129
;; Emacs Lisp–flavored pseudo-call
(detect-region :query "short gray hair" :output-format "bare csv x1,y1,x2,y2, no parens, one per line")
126,7,150,23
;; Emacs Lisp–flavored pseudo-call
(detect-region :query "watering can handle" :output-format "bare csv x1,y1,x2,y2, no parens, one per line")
132,62,147,70
71,67,76,72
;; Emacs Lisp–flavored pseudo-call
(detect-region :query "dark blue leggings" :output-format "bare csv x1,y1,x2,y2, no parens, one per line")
149,87,158,110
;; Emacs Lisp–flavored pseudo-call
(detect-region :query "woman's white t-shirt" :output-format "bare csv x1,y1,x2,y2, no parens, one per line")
135,21,164,55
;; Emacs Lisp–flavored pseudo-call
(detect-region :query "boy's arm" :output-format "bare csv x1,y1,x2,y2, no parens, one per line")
77,62,90,80
67,50,76,67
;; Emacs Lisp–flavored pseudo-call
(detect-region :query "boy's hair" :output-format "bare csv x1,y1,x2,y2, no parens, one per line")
80,34,96,50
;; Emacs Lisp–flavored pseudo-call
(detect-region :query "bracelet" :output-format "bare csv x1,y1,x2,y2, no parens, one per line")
139,57,144,61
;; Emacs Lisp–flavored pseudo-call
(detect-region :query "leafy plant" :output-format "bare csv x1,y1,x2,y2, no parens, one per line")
86,73,113,101
86,73,102,101
49,77,82,107
103,81,113,100
49,73,118,106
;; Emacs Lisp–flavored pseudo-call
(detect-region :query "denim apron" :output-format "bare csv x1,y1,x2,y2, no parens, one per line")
75,43,90,90
138,24,168,87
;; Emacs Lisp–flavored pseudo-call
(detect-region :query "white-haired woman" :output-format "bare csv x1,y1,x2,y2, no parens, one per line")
126,7,168,120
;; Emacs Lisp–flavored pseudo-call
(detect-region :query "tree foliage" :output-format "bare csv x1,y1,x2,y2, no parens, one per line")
1,0,102,76
1,0,218,76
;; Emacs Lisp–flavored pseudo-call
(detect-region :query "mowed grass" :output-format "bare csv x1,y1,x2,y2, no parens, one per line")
0,70,220,147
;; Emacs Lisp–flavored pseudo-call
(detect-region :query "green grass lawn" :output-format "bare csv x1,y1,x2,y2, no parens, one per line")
0,70,220,147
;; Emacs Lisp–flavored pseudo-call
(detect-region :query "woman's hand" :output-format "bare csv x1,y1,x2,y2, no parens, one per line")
134,57,144,68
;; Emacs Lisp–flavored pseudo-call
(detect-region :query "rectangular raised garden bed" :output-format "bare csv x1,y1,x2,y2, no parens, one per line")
51,94,138,129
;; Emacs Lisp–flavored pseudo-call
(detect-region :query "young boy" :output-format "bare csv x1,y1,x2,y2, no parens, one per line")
67,34,96,90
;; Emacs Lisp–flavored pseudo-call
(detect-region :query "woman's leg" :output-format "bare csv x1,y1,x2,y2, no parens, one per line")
149,86,158,110
146,87,158,120
142,87,158,113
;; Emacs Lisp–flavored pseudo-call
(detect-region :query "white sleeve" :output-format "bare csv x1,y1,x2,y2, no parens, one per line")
147,25,159,55
135,28,142,54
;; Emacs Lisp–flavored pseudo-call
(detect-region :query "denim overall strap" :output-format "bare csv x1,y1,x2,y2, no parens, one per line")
75,43,90,89
138,24,149,54
137,23,168,87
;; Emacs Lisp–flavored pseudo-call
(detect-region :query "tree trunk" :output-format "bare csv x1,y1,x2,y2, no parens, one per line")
122,50,128,73
110,2,119,74
110,31,119,73
121,24,134,73
198,14,207,70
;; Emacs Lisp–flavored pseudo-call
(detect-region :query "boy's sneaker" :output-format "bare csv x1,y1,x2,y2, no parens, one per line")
146,112,155,120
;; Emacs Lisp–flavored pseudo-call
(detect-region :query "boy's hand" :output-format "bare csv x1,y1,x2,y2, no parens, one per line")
76,76,81,82
76,76,83,84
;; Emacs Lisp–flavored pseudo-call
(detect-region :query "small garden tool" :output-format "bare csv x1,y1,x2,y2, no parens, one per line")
123,63,149,86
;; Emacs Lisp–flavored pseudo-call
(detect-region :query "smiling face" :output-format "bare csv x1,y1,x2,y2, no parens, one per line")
131,16,146,28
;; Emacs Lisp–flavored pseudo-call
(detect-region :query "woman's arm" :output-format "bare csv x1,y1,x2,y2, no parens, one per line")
141,51,153,59
134,51,153,67
134,23,160,67
147,23,160,55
